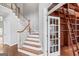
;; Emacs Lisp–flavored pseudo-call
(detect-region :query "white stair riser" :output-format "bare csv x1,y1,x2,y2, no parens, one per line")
18,32,43,56
28,35,39,38
26,38,40,41
23,45,42,51
26,39,39,42
32,32,39,34
24,41,40,45
18,49,37,56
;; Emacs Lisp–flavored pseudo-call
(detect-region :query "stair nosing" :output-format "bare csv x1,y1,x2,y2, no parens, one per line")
18,49,37,56
24,41,40,45
26,39,39,42
23,45,42,50
19,47,43,55
27,35,39,38
26,37,39,40
23,43,41,48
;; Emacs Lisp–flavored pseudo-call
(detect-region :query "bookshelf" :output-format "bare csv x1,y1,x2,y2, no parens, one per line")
49,3,79,47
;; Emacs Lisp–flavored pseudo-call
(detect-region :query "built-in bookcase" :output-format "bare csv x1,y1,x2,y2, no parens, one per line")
47,16,60,56
59,3,79,46
49,3,79,47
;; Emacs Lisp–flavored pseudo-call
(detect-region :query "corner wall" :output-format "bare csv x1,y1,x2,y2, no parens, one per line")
4,12,18,46
39,3,49,55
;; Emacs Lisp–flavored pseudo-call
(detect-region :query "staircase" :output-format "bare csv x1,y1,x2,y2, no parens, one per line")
18,32,43,56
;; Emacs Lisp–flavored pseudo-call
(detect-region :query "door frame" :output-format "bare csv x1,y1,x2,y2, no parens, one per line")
47,16,60,56
42,3,64,56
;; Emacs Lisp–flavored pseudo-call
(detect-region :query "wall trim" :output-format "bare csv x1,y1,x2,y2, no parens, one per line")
4,43,17,46
48,3,65,15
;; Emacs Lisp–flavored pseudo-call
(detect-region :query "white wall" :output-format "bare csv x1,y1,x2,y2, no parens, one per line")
24,11,39,32
39,3,49,55
23,4,39,32
4,12,19,46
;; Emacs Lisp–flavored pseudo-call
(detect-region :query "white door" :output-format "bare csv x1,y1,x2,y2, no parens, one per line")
0,16,4,53
47,16,60,56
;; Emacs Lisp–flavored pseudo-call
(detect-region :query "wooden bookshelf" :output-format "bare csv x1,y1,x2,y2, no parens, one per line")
49,3,79,47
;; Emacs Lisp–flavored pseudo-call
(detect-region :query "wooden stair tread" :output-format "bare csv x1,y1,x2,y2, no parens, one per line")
18,52,29,56
28,36,39,38
23,43,41,48
20,47,43,55
28,35,39,38
26,39,39,43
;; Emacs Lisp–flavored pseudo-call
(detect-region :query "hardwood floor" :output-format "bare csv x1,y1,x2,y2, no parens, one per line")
0,44,4,53
61,46,73,56
60,45,79,56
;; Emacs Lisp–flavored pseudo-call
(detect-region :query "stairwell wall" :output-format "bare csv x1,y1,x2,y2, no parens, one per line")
4,12,19,46
23,4,39,32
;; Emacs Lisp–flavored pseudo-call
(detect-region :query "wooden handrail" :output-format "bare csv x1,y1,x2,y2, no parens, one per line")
17,20,31,33
17,24,30,33
10,4,31,33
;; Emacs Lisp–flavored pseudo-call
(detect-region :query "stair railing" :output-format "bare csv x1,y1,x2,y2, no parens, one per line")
17,20,31,48
11,4,32,48
0,4,32,48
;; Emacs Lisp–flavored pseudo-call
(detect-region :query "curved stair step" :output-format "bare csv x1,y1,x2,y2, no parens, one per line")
18,49,37,56
23,45,42,50
26,38,40,41
23,43,41,48
26,39,40,43
24,41,40,45
19,47,43,55
28,35,39,38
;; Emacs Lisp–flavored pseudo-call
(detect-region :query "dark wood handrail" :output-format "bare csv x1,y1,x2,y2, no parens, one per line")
10,4,31,33
17,20,31,33
17,24,30,33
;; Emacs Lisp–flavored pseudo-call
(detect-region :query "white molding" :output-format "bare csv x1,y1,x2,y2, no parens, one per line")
43,8,48,56
47,3,53,8
48,3,65,15
7,43,17,46
10,43,17,46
